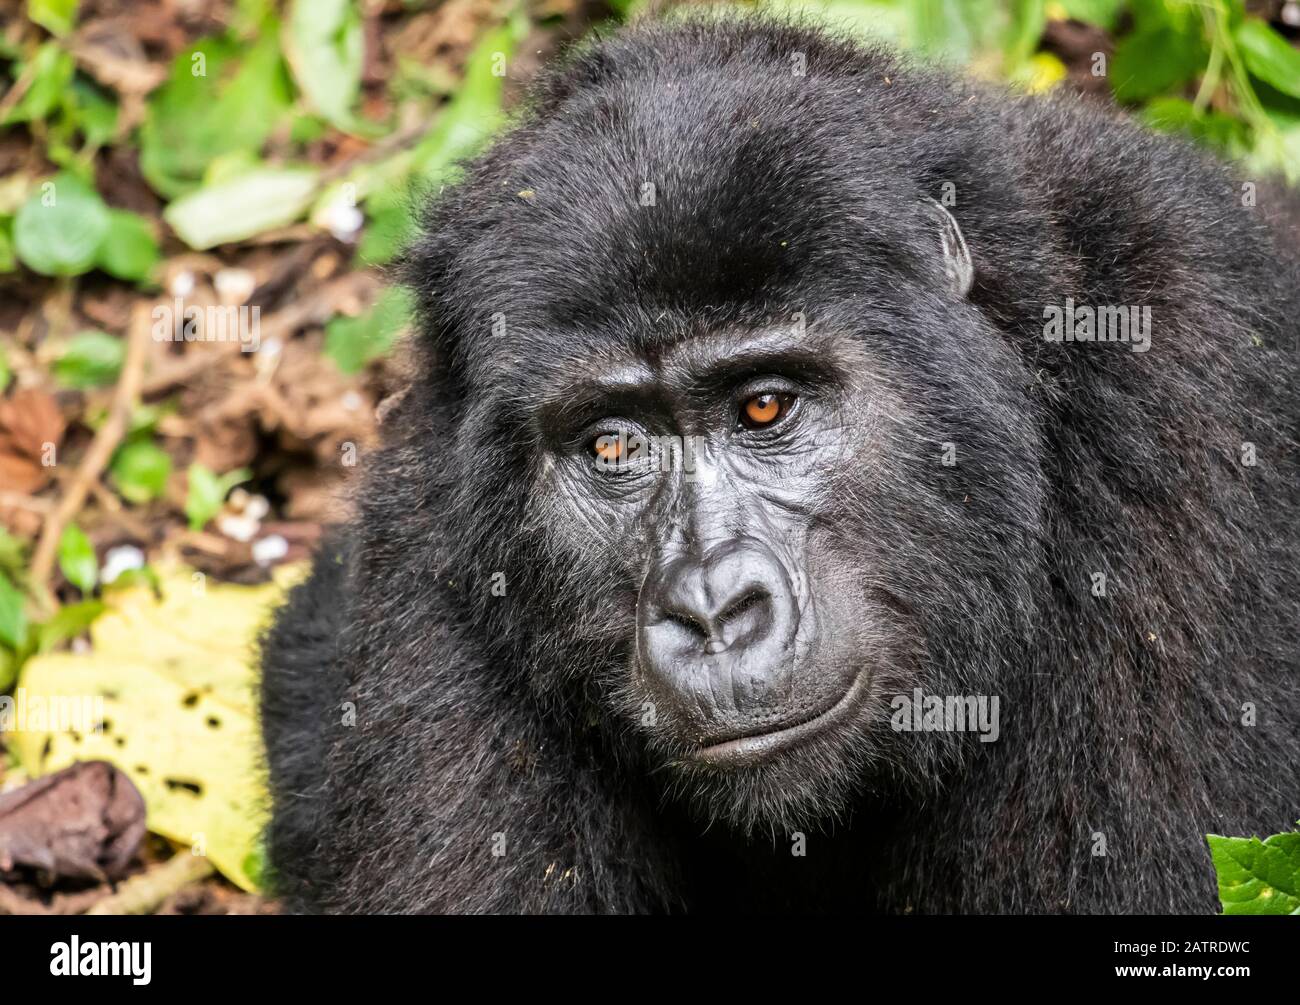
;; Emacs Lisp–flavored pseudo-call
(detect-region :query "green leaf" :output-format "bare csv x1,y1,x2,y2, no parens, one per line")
37,599,106,653
101,565,159,595
242,837,269,892
0,216,15,274
282,0,365,131
1207,829,1300,915
1245,113,1300,184
1059,0,1123,31
57,523,97,594
0,341,10,393
164,166,319,250
1001,0,1047,74
0,650,15,693
0,42,74,125
0,529,26,578
605,0,645,16
96,209,160,282
1235,20,1300,101
186,463,223,531
110,440,172,504
1110,25,1207,103
354,193,414,266
288,112,328,145
69,76,118,149
53,330,125,388
325,288,413,374
1143,98,1250,155
139,29,292,199
0,570,28,651
412,25,521,184
28,0,79,37
761,0,907,46
185,462,250,531
232,0,275,37
12,172,110,276
907,0,1004,65
202,149,263,187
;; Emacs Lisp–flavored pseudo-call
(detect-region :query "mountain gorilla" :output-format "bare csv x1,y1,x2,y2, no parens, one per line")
260,16,1300,913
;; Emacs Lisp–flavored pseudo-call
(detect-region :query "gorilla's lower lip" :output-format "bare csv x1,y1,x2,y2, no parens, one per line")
689,669,871,768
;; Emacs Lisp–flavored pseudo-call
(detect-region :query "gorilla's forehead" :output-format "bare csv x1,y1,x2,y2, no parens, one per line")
487,94,921,318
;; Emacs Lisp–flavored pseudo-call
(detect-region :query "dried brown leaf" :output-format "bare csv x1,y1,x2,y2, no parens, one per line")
0,760,146,884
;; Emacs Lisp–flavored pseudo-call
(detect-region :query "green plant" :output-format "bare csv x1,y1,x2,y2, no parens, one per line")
1208,826,1300,915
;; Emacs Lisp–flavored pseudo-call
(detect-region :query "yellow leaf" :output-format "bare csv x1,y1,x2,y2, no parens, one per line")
1025,53,1068,95
8,565,302,892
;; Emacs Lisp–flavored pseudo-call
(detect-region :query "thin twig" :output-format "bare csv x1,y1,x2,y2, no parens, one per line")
0,491,53,514
85,853,215,916
28,303,152,611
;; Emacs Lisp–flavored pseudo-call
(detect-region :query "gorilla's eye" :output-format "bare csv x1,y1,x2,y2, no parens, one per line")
740,392,796,430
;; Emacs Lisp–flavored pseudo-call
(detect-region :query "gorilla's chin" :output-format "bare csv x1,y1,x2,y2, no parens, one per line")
665,731,876,837
634,664,880,837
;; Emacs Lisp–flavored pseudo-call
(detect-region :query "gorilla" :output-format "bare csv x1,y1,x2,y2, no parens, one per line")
260,16,1300,914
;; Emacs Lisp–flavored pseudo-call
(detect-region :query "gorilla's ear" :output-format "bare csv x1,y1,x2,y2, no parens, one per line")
924,198,974,299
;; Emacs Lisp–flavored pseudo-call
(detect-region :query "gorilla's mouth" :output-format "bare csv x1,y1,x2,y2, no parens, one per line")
688,668,872,769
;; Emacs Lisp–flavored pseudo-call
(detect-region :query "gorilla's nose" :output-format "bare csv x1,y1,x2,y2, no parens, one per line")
637,540,799,728
650,547,775,653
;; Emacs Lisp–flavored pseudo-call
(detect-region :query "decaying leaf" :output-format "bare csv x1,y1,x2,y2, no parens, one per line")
9,565,302,892
0,760,145,883
0,388,66,493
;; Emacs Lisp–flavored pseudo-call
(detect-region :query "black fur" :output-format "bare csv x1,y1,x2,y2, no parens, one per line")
260,16,1300,914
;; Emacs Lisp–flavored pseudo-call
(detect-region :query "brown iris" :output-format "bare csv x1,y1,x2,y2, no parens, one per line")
592,434,624,463
740,392,794,429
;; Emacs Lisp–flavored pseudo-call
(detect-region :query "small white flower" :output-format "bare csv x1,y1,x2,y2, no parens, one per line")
244,494,270,521
252,534,290,567
214,267,256,305
217,513,259,543
327,202,365,241
101,545,145,584
169,270,196,298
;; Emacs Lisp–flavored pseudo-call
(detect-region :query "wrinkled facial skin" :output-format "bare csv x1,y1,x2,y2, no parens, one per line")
533,323,918,831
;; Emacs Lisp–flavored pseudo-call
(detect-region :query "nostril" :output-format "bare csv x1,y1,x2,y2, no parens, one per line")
659,608,710,641
718,589,768,626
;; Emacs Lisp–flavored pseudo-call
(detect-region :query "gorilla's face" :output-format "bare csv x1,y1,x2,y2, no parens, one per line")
542,324,881,773
518,298,1002,833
